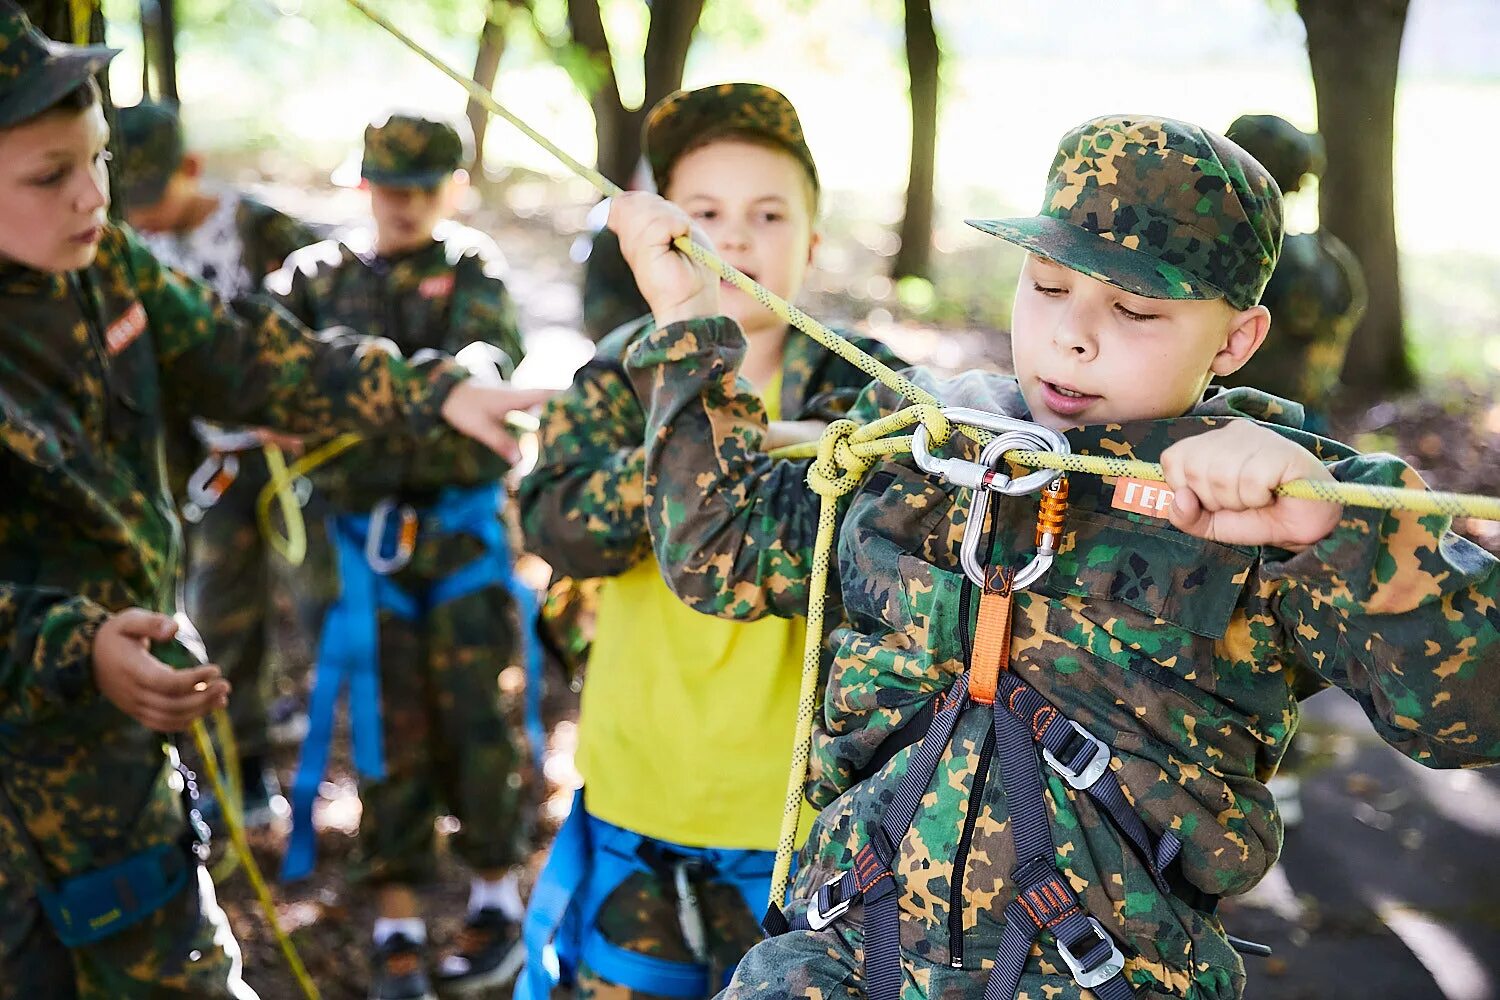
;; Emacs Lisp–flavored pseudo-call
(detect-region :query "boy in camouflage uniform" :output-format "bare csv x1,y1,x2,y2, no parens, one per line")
268,112,533,1000
1218,114,1367,428
0,6,545,998
117,98,321,826
607,115,1500,1000
517,83,907,1000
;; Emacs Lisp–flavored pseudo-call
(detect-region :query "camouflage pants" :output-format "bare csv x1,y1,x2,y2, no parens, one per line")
182,448,277,760
0,863,256,1000
342,530,528,885
576,869,764,1000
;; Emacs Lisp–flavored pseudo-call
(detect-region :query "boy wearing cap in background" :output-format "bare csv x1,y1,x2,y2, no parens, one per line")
608,114,1500,999
0,5,545,997
1219,114,1367,433
514,82,907,1000
268,111,533,1000
116,98,322,828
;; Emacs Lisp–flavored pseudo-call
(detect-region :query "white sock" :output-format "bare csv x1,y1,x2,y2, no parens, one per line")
469,872,524,920
372,916,426,946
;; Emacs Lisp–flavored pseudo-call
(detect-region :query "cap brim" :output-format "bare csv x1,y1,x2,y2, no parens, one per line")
360,167,453,189
966,215,1225,302
0,46,118,129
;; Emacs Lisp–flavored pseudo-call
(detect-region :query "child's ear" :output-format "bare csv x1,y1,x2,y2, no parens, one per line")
179,153,203,180
1210,303,1271,377
806,229,821,266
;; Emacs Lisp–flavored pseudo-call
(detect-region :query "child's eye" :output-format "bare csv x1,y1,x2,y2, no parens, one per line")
692,209,718,221
758,211,784,224
1115,303,1160,322
30,167,68,187
1032,281,1065,297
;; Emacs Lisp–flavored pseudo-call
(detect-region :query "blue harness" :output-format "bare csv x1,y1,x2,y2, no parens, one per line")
516,789,775,1000
282,482,545,882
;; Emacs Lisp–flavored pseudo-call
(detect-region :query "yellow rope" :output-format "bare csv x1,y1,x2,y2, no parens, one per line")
257,435,362,566
190,717,320,1000
209,708,244,884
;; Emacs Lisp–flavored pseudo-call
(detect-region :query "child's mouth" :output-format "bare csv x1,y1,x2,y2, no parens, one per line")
1040,380,1100,415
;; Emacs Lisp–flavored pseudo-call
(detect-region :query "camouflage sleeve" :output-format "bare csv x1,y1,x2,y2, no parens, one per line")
262,244,323,328
452,250,527,375
120,230,464,441
796,337,907,423
624,316,826,621
1265,453,1500,768
0,586,111,726
517,359,649,579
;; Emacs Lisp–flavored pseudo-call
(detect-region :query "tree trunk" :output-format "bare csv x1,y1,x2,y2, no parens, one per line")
1298,0,1412,394
155,0,178,103
467,0,513,174
565,0,705,188
893,0,940,279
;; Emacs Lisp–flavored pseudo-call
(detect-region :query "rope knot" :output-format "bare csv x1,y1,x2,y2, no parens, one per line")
806,419,873,499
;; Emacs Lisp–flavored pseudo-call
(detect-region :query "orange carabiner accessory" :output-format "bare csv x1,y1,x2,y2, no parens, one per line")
1035,477,1070,549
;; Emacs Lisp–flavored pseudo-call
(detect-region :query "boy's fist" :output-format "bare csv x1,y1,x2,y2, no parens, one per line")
92,609,229,732
1160,421,1341,550
607,192,722,327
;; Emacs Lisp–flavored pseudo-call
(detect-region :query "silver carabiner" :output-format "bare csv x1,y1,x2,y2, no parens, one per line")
183,452,240,524
911,407,1068,498
365,498,418,575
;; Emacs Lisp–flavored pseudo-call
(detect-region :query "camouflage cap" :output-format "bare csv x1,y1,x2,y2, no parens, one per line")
644,82,819,198
117,100,184,207
361,112,470,188
969,115,1284,310
1225,114,1324,195
0,0,118,129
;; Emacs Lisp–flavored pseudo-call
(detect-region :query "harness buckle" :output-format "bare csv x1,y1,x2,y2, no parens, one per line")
365,498,418,575
803,873,855,931
1042,720,1112,790
1055,916,1126,989
182,453,240,524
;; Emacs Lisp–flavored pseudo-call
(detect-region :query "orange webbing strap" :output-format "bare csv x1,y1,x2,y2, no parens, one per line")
968,566,1015,705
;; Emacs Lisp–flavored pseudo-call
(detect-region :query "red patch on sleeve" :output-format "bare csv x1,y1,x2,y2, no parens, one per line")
104,302,147,355
1109,476,1175,519
419,273,455,299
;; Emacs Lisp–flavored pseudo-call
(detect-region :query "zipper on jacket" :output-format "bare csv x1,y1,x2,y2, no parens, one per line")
948,722,996,969
69,272,114,443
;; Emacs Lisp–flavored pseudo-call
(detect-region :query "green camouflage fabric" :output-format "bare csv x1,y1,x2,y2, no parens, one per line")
574,870,764,1000
1224,115,1323,196
0,0,116,129
582,227,650,343
361,112,469,188
644,82,819,197
0,223,466,994
0,864,254,999
269,222,529,883
520,315,906,585
116,100,184,208
969,116,1283,310
269,223,525,504
1220,230,1368,413
623,315,1500,1000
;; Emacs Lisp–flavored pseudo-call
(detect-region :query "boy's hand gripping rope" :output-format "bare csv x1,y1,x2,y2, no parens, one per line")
343,0,1500,919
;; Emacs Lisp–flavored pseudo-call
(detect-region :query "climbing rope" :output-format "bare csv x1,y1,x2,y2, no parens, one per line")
342,0,1500,919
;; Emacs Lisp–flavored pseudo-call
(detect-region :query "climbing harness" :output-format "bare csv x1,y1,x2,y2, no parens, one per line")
781,419,1171,998
517,790,775,1000
283,482,546,881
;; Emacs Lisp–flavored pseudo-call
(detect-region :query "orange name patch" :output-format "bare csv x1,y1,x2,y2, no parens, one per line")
104,302,147,355
419,273,455,299
1110,477,1175,519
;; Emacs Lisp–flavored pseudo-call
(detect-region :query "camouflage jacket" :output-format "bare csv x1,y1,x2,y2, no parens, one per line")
626,316,1500,1000
0,224,464,883
236,195,320,287
519,317,906,582
1219,229,1367,407
269,222,525,506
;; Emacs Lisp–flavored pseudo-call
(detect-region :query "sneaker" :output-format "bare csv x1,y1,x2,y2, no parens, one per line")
433,908,524,996
370,933,437,1000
